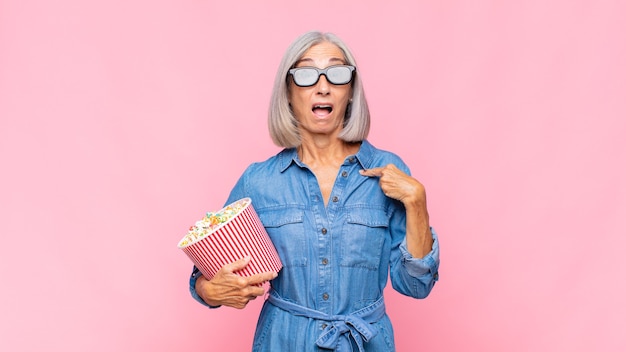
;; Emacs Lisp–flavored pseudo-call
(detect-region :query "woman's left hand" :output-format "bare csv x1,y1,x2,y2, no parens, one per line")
359,164,426,207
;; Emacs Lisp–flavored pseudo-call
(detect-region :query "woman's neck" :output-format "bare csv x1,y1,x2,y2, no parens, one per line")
298,136,359,167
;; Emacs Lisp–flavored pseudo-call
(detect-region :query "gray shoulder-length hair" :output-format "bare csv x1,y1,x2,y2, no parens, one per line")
268,31,370,148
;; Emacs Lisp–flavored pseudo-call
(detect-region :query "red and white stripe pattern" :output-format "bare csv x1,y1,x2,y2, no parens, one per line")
181,199,282,280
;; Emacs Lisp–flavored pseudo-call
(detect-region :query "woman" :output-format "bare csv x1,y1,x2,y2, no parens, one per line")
189,31,440,351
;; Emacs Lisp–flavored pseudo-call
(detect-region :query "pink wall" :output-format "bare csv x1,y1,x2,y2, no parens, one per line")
1,1,624,351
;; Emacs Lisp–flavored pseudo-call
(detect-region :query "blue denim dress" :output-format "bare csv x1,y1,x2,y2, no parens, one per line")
190,140,440,351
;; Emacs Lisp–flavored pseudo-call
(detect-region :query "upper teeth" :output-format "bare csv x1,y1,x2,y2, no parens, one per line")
315,105,331,109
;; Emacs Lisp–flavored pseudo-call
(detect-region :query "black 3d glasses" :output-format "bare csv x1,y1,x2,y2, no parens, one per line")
288,65,356,87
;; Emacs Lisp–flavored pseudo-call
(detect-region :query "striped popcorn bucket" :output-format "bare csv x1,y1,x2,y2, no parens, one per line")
178,198,282,280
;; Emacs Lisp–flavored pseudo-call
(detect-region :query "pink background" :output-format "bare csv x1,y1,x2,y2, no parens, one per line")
1,1,624,351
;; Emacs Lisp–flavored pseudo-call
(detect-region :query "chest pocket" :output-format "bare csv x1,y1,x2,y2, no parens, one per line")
258,207,307,267
340,208,389,270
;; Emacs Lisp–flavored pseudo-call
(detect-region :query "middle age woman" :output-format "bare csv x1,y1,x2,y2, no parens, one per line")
190,31,440,351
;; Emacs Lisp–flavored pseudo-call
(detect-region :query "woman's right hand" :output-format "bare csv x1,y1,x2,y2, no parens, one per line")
195,256,278,309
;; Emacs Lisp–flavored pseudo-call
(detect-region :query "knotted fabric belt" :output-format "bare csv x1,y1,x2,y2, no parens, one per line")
267,290,386,352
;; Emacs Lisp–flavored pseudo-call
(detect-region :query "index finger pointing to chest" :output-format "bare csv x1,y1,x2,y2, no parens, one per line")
359,167,384,177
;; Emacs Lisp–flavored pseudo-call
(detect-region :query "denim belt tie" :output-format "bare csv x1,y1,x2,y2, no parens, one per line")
267,290,386,352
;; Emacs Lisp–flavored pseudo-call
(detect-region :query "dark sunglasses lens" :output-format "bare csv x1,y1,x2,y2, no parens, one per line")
327,66,353,84
293,68,318,86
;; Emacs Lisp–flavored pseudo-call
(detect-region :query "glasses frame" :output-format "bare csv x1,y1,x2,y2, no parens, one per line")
288,65,356,87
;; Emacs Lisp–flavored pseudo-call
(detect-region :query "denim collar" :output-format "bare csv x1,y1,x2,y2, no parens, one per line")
278,140,375,173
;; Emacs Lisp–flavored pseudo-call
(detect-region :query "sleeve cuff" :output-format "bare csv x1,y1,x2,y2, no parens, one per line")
189,267,221,308
399,227,440,279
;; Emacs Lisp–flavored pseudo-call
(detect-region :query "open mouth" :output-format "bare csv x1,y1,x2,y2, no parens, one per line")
312,104,333,116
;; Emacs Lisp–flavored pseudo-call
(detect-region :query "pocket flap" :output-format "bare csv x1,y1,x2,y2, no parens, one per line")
258,208,305,227
346,208,389,227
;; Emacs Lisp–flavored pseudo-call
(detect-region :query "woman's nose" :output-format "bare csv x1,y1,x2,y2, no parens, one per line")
316,75,330,95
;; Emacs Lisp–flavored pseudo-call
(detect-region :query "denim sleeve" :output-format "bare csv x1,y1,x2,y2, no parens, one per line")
389,224,440,299
384,160,440,298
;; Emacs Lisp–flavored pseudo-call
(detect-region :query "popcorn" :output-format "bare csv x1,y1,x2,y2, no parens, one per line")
179,198,249,247
177,197,283,281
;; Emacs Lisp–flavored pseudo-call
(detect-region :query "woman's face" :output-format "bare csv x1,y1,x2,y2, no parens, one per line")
288,41,353,140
